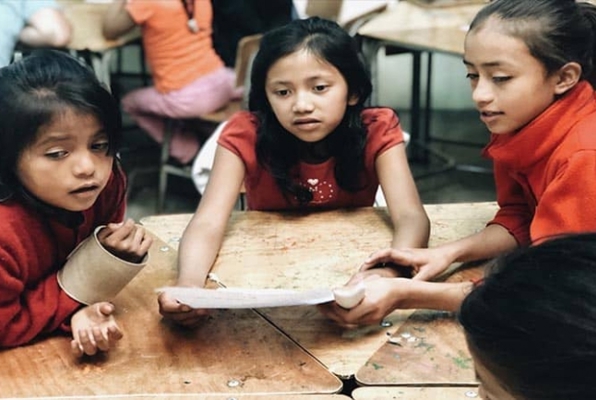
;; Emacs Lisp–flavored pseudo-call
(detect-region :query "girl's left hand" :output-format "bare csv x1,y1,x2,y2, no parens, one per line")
70,302,123,357
97,218,152,263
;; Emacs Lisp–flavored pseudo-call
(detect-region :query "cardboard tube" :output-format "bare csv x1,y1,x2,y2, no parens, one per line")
57,226,147,305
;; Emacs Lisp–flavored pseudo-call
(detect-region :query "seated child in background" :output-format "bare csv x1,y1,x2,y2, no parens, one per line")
460,232,596,399
158,17,430,327
0,0,71,67
102,0,243,165
319,0,596,326
0,50,152,356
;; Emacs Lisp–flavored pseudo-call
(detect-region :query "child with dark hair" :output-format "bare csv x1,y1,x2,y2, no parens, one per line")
0,50,152,356
158,17,429,327
460,232,596,399
320,0,596,326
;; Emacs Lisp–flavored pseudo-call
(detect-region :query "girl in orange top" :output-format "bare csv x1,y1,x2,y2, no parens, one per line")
320,0,596,326
102,0,241,164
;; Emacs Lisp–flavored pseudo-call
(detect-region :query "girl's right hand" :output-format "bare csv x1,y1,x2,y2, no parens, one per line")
361,247,453,282
98,218,152,263
157,291,210,328
70,302,123,357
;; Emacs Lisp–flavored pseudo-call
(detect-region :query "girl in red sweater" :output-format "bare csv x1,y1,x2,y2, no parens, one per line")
0,51,152,356
321,0,596,325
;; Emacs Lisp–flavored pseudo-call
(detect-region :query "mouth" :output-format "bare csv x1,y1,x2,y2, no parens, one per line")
293,118,320,126
70,184,100,195
479,110,503,122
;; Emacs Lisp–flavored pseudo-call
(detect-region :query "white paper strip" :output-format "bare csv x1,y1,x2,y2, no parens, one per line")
157,286,335,309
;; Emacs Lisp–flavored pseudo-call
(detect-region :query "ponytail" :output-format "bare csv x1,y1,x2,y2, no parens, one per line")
579,2,596,87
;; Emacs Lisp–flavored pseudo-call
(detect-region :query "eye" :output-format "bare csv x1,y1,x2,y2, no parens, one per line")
274,89,290,97
492,76,511,83
313,84,328,92
45,150,68,159
465,72,479,81
91,141,110,152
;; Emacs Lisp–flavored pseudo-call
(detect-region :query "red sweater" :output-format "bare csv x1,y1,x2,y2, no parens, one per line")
218,108,405,210
483,81,596,246
0,169,126,348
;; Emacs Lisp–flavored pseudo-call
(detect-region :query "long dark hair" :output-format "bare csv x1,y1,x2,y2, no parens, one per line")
469,0,596,87
249,17,372,203
459,232,596,399
0,50,124,202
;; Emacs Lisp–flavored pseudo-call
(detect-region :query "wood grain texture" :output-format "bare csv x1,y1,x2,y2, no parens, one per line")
357,1,482,55
58,1,141,52
141,203,498,379
352,386,480,399
0,236,342,398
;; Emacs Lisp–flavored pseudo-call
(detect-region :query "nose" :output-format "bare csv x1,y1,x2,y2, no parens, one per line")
72,151,96,177
471,78,493,106
292,91,314,113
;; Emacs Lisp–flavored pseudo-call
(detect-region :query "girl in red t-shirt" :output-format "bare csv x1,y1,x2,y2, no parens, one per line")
158,17,430,327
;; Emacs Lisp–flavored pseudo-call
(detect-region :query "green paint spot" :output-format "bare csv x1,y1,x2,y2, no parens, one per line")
450,351,473,369
371,363,384,370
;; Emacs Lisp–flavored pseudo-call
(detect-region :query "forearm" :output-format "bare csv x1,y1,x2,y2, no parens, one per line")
20,9,71,47
102,0,135,40
397,280,473,312
440,224,518,264
176,219,226,287
390,210,431,249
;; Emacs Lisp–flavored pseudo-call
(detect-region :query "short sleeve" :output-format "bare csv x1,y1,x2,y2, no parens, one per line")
125,0,155,24
362,107,405,165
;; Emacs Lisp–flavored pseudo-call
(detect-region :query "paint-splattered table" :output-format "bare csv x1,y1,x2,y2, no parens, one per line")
140,202,498,381
0,236,343,398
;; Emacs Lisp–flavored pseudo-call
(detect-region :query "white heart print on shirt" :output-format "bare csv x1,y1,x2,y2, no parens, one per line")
300,177,336,203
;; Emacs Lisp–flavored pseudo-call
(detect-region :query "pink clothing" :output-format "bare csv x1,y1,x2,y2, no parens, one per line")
483,81,596,246
123,0,241,164
218,108,405,210
122,67,240,164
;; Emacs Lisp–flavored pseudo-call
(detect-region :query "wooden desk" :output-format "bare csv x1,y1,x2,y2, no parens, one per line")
59,0,141,87
352,386,480,399
141,202,498,379
0,236,342,398
357,1,483,165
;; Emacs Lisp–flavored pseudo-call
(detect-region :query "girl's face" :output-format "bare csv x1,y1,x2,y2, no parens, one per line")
463,17,562,134
469,347,518,400
16,109,114,212
265,48,358,143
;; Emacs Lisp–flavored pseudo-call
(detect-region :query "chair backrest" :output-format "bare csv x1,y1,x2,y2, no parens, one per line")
305,0,343,21
234,34,263,89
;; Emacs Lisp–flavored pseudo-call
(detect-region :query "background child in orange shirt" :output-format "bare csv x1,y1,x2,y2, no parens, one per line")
102,0,241,164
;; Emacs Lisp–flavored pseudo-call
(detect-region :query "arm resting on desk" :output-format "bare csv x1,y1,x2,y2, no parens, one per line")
20,7,71,48
102,0,136,40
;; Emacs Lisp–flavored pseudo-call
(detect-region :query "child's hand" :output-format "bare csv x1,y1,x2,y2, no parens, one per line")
97,219,152,263
70,302,123,357
158,290,211,328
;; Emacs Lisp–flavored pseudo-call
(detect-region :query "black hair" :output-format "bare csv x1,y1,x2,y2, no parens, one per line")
0,50,123,201
459,232,596,399
248,17,372,204
469,0,596,87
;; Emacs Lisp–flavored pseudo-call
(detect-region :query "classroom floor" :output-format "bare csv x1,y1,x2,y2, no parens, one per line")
121,107,496,222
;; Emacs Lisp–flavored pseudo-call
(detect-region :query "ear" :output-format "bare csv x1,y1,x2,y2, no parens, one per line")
553,62,582,95
348,93,359,106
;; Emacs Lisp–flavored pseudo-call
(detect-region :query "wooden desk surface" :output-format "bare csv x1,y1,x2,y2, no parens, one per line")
352,386,479,399
141,202,498,378
0,237,342,398
59,0,140,52
357,1,483,55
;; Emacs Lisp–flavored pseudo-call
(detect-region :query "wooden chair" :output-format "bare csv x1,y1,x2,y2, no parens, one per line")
157,34,262,213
